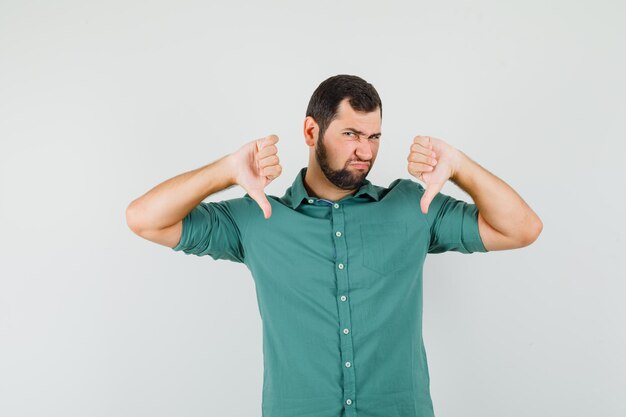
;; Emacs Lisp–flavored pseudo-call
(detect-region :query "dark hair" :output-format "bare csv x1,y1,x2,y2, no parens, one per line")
305,74,382,141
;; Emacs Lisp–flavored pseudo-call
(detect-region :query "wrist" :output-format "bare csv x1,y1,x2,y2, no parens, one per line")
224,152,240,186
450,148,466,183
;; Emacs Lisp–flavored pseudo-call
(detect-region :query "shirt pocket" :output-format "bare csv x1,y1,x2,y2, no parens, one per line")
360,221,408,275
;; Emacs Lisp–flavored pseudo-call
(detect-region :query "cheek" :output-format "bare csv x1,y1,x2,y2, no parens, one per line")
335,144,355,161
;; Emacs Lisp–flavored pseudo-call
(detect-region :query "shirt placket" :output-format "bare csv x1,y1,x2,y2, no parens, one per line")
314,197,357,415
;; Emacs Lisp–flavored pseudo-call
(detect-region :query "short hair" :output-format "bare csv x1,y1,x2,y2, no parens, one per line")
305,74,382,141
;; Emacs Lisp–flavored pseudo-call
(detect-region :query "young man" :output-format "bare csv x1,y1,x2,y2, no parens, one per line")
126,74,542,417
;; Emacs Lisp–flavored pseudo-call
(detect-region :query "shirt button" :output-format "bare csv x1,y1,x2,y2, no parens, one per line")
340,295,347,301
334,203,339,209
345,361,351,368
338,263,344,269
346,399,352,405
335,231,342,237
308,199,313,204
343,328,349,334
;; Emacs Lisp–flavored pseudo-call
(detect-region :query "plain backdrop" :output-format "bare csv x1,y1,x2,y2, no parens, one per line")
1,1,624,416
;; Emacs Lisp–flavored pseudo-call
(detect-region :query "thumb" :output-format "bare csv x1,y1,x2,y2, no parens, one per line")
249,188,272,219
420,182,443,214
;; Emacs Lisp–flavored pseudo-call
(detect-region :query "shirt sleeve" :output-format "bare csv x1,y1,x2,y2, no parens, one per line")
171,196,254,263
411,181,488,254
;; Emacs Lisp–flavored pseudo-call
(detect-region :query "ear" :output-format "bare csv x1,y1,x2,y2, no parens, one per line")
303,116,318,147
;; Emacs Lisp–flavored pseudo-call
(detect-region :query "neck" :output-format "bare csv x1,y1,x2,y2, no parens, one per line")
303,164,358,202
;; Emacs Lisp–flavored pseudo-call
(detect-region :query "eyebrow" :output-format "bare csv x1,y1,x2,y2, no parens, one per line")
343,127,382,138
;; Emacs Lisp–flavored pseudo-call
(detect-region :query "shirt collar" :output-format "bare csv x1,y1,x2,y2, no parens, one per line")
286,167,380,210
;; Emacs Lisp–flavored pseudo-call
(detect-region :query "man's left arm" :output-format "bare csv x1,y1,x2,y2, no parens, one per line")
407,135,543,251
449,149,543,251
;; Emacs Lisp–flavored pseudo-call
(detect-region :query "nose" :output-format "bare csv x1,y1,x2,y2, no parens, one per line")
355,139,374,161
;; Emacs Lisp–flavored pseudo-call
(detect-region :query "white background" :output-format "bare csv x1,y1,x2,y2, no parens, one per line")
1,1,624,416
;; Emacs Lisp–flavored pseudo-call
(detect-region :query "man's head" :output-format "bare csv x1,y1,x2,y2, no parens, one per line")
304,74,382,190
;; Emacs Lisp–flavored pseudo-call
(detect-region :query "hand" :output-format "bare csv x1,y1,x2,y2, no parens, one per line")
407,135,460,214
231,134,282,219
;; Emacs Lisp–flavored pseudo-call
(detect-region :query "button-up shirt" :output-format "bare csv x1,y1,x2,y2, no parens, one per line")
172,166,488,417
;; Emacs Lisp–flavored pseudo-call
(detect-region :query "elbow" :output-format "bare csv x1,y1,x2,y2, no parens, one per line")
521,217,543,247
125,201,144,236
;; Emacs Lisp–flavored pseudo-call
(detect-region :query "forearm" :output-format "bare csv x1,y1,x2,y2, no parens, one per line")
450,149,543,242
126,153,238,233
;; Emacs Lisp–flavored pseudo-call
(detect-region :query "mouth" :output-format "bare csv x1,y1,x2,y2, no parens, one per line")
350,162,370,169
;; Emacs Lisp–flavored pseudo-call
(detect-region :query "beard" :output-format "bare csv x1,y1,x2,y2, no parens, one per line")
315,133,370,190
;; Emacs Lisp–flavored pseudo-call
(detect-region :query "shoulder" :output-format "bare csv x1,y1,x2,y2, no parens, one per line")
379,177,426,199
201,195,261,235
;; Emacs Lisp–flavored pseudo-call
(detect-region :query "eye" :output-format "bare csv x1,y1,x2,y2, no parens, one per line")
344,132,356,137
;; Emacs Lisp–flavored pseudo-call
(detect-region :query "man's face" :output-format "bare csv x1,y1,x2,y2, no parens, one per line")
315,98,381,190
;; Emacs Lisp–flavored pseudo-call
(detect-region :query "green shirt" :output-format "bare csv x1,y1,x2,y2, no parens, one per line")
173,166,488,417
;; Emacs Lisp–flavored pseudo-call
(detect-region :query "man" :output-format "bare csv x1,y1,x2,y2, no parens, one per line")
126,74,542,417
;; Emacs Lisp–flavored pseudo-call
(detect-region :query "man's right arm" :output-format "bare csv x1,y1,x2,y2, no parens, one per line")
125,153,238,249
126,134,283,249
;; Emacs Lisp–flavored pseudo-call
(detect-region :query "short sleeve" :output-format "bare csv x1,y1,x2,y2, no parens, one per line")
171,197,253,263
412,182,488,254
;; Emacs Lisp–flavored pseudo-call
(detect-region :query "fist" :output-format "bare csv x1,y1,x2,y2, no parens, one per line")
407,135,440,182
407,135,457,214
232,134,282,219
